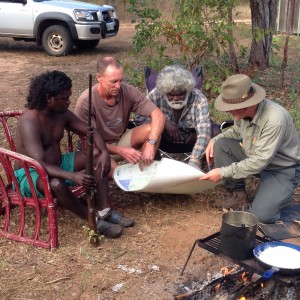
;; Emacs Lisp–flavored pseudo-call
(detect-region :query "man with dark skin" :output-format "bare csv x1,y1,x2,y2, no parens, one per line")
14,70,133,238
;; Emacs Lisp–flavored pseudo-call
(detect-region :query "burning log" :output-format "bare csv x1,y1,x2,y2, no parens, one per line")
175,267,253,300
176,266,299,300
179,232,300,300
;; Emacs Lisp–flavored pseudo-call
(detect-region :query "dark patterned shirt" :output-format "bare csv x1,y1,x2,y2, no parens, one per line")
148,87,211,169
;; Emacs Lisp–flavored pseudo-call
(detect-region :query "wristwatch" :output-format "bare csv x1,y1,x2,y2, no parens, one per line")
148,139,156,145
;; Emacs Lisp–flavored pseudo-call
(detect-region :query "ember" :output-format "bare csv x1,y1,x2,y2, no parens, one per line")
178,232,300,300
175,266,298,300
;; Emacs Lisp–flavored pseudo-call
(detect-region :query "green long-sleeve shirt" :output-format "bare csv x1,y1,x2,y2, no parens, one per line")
212,99,300,179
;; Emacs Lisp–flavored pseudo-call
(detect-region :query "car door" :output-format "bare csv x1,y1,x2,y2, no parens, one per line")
0,0,34,36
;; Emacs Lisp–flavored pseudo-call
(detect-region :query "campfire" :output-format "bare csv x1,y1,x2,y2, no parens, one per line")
176,232,300,300
176,265,298,300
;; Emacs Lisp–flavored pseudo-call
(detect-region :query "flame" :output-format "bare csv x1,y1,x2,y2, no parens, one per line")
206,267,267,299
215,283,221,291
220,266,228,275
241,272,247,282
220,266,236,276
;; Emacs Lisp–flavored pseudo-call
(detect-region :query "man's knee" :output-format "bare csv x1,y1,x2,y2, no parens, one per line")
49,178,68,194
249,206,280,223
92,147,103,167
134,123,151,138
145,123,152,136
249,195,281,223
214,137,230,156
214,138,245,166
131,123,152,146
93,147,100,158
214,137,232,150
108,159,118,179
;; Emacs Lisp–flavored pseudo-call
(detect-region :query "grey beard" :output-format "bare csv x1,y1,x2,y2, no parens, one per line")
165,93,189,110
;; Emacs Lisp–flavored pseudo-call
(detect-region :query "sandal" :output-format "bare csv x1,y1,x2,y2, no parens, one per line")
104,209,135,228
96,219,123,238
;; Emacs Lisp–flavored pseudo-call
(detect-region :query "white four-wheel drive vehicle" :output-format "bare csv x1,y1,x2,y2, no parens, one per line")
0,0,119,56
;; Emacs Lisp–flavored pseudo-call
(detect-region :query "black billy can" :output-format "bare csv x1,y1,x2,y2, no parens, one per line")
220,211,258,260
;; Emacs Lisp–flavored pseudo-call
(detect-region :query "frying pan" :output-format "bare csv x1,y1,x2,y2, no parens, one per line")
253,241,300,279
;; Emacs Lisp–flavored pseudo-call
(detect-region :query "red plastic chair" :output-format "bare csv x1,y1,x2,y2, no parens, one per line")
0,110,85,249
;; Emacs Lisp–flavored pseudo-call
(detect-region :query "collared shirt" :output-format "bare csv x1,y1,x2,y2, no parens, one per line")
148,87,211,168
212,99,300,179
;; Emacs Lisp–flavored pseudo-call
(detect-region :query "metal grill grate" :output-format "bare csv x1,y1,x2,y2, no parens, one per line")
181,232,300,287
196,231,270,257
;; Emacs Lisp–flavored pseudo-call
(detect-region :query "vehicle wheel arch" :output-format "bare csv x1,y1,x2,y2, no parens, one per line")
34,13,77,45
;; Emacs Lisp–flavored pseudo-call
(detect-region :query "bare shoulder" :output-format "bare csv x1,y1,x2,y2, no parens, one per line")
20,109,37,118
19,110,40,125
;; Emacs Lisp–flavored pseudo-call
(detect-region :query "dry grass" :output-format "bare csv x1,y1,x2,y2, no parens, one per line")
0,11,299,299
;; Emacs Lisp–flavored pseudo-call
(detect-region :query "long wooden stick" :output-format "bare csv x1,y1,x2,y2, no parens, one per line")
86,74,98,246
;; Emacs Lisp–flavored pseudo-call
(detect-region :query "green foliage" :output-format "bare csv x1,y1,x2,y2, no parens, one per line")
142,56,175,71
289,86,297,102
252,28,267,43
82,225,103,245
290,108,300,132
127,0,300,135
239,46,248,59
123,54,179,87
128,0,161,21
272,35,282,52
123,63,144,87
128,0,163,55
269,35,282,65
199,54,233,97
288,86,300,131
128,0,240,69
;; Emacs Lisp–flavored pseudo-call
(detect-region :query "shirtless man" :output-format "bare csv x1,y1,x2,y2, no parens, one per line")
14,70,134,238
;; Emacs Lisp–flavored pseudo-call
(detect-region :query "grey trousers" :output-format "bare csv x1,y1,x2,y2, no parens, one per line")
214,138,300,223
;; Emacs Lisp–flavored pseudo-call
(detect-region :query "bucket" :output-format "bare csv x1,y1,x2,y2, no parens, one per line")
220,211,258,260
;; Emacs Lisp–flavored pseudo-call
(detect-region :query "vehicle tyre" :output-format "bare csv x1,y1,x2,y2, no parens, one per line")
42,25,73,56
75,39,100,50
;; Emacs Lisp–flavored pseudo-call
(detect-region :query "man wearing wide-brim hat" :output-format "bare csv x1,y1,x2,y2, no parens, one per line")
200,74,300,223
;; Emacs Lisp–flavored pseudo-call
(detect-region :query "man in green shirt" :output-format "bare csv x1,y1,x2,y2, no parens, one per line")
201,74,300,223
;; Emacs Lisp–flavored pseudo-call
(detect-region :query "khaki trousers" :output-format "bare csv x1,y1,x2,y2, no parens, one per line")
214,137,300,223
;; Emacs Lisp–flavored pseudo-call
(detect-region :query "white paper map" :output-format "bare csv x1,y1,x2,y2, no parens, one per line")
113,158,218,194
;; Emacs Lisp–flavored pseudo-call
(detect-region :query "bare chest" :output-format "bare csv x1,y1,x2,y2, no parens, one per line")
40,120,66,148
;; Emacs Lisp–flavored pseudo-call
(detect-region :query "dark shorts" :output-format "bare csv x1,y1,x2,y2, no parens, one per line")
14,152,76,198
160,128,196,153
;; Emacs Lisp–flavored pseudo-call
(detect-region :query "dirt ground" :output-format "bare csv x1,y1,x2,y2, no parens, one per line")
0,24,299,300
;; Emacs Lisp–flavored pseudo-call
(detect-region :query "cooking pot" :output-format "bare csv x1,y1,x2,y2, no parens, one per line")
253,241,300,279
220,211,258,260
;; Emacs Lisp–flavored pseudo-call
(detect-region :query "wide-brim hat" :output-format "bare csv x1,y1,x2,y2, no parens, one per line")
215,74,266,112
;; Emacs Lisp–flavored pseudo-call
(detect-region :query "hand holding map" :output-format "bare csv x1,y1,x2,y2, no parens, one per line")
113,158,218,194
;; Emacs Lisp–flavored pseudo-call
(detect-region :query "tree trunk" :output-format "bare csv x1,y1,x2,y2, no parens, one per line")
248,0,277,69
228,7,239,74
279,0,294,88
